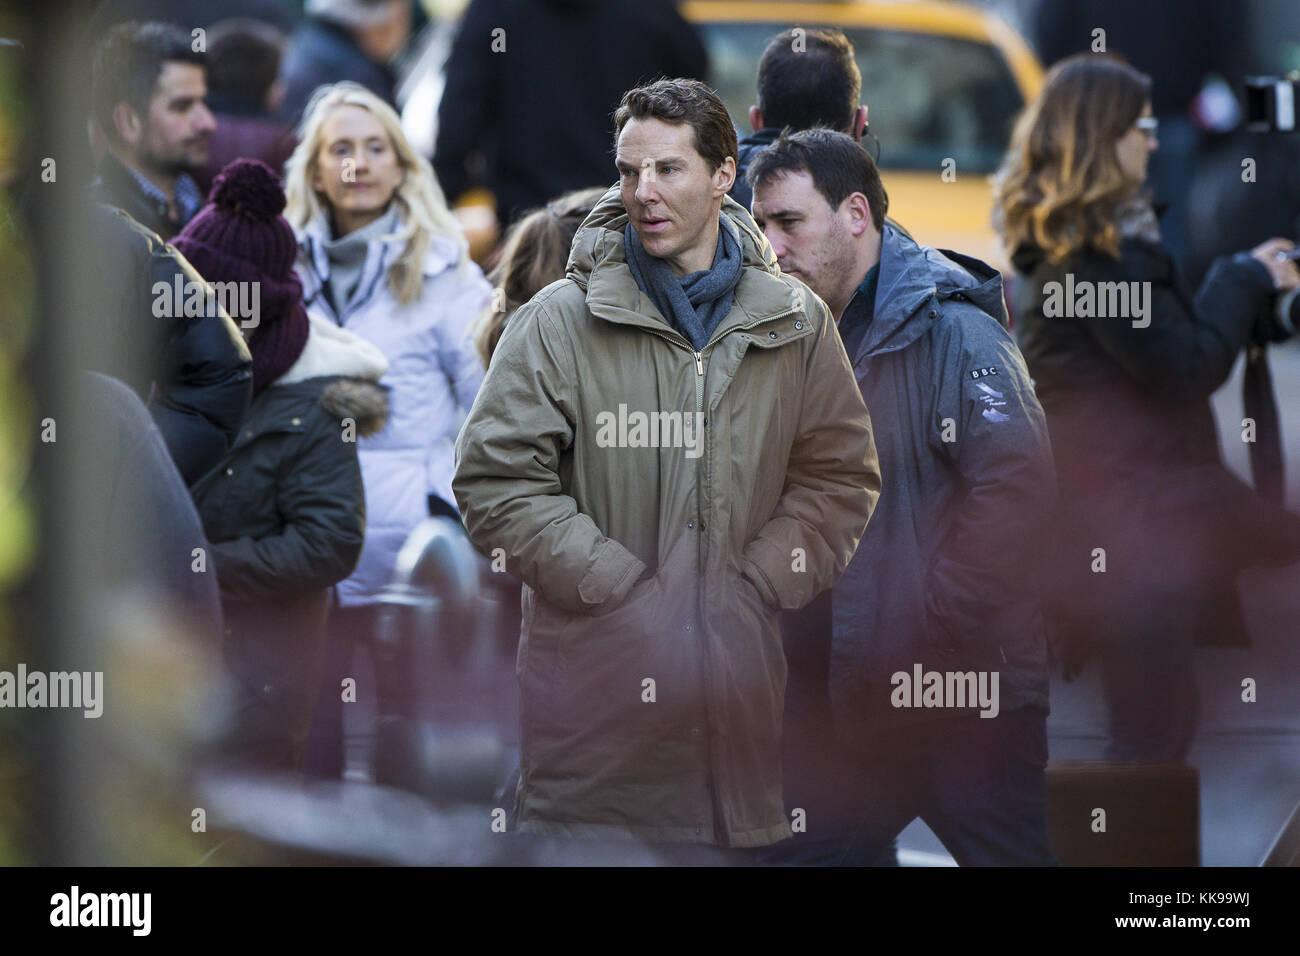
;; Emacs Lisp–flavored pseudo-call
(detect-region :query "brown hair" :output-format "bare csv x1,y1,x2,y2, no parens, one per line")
748,127,888,231
472,186,607,367
993,54,1152,264
613,78,738,173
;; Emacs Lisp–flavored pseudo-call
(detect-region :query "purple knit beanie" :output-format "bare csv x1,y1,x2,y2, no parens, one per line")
173,159,309,393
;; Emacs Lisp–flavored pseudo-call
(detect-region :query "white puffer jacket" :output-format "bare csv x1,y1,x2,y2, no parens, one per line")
296,210,491,607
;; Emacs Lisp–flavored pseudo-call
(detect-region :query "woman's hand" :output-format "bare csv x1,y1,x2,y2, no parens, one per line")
1249,238,1300,290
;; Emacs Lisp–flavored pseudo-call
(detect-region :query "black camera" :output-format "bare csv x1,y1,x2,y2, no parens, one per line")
1277,286,1300,338
1244,74,1300,133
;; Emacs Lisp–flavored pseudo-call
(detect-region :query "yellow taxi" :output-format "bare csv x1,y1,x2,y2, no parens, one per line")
684,0,1043,270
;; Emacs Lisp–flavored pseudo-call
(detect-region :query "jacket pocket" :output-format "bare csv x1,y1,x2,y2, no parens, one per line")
548,573,701,735
561,572,661,667
713,568,785,747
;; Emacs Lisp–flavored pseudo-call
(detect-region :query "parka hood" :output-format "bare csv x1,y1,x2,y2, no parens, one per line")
859,224,1009,357
276,311,390,437
563,184,798,338
566,184,780,289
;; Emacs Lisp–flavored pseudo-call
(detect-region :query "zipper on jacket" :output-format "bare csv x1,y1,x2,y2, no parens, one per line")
693,350,704,415
690,344,720,842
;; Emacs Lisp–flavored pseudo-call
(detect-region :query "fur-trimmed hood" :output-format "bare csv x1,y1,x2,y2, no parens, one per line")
276,310,390,437
319,377,389,439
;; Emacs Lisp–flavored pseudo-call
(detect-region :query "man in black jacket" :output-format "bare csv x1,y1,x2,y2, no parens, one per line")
89,21,215,240
433,0,707,227
86,203,253,486
728,27,869,213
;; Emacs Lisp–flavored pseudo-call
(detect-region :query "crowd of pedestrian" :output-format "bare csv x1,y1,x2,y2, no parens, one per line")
68,1,1300,865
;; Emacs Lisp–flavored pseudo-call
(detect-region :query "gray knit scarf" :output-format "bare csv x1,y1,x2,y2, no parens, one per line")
624,214,743,351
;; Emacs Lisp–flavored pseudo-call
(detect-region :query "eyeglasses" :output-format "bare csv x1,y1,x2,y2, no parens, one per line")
1134,116,1159,139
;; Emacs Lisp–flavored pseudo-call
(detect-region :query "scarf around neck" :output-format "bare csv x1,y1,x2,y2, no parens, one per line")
322,203,402,318
623,214,743,351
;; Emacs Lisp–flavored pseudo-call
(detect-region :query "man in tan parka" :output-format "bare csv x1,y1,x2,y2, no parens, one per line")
453,79,879,850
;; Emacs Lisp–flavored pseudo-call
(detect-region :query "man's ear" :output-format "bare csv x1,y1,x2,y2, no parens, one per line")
111,102,143,147
714,155,737,195
748,106,764,133
852,105,868,143
845,191,873,237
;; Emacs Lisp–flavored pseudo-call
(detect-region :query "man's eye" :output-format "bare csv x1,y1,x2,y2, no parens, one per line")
661,166,677,174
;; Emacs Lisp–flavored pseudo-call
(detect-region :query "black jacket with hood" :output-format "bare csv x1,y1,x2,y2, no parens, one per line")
190,313,389,769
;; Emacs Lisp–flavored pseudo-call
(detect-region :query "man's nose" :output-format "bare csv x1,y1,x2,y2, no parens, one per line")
635,176,658,205
195,102,217,134
764,228,786,259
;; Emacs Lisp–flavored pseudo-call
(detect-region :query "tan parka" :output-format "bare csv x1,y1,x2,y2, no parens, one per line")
453,186,880,847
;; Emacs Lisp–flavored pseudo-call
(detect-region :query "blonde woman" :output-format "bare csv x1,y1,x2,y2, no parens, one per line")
284,81,491,777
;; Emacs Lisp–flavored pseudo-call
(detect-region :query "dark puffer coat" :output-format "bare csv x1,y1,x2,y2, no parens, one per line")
190,314,389,769
85,203,254,485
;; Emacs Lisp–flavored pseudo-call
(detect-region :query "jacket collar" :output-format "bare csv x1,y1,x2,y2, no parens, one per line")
298,207,462,320
739,127,781,150
567,185,801,347
275,310,389,385
846,224,1008,361
94,150,202,230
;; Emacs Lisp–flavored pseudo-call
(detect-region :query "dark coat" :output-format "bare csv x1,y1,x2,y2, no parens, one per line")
190,317,389,769
71,372,224,645
195,108,298,197
433,0,708,225
824,226,1056,746
89,152,200,240
277,16,397,125
729,127,780,213
84,203,253,485
1010,237,1300,656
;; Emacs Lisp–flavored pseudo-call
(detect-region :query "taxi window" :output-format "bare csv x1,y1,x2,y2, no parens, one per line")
701,23,1024,174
